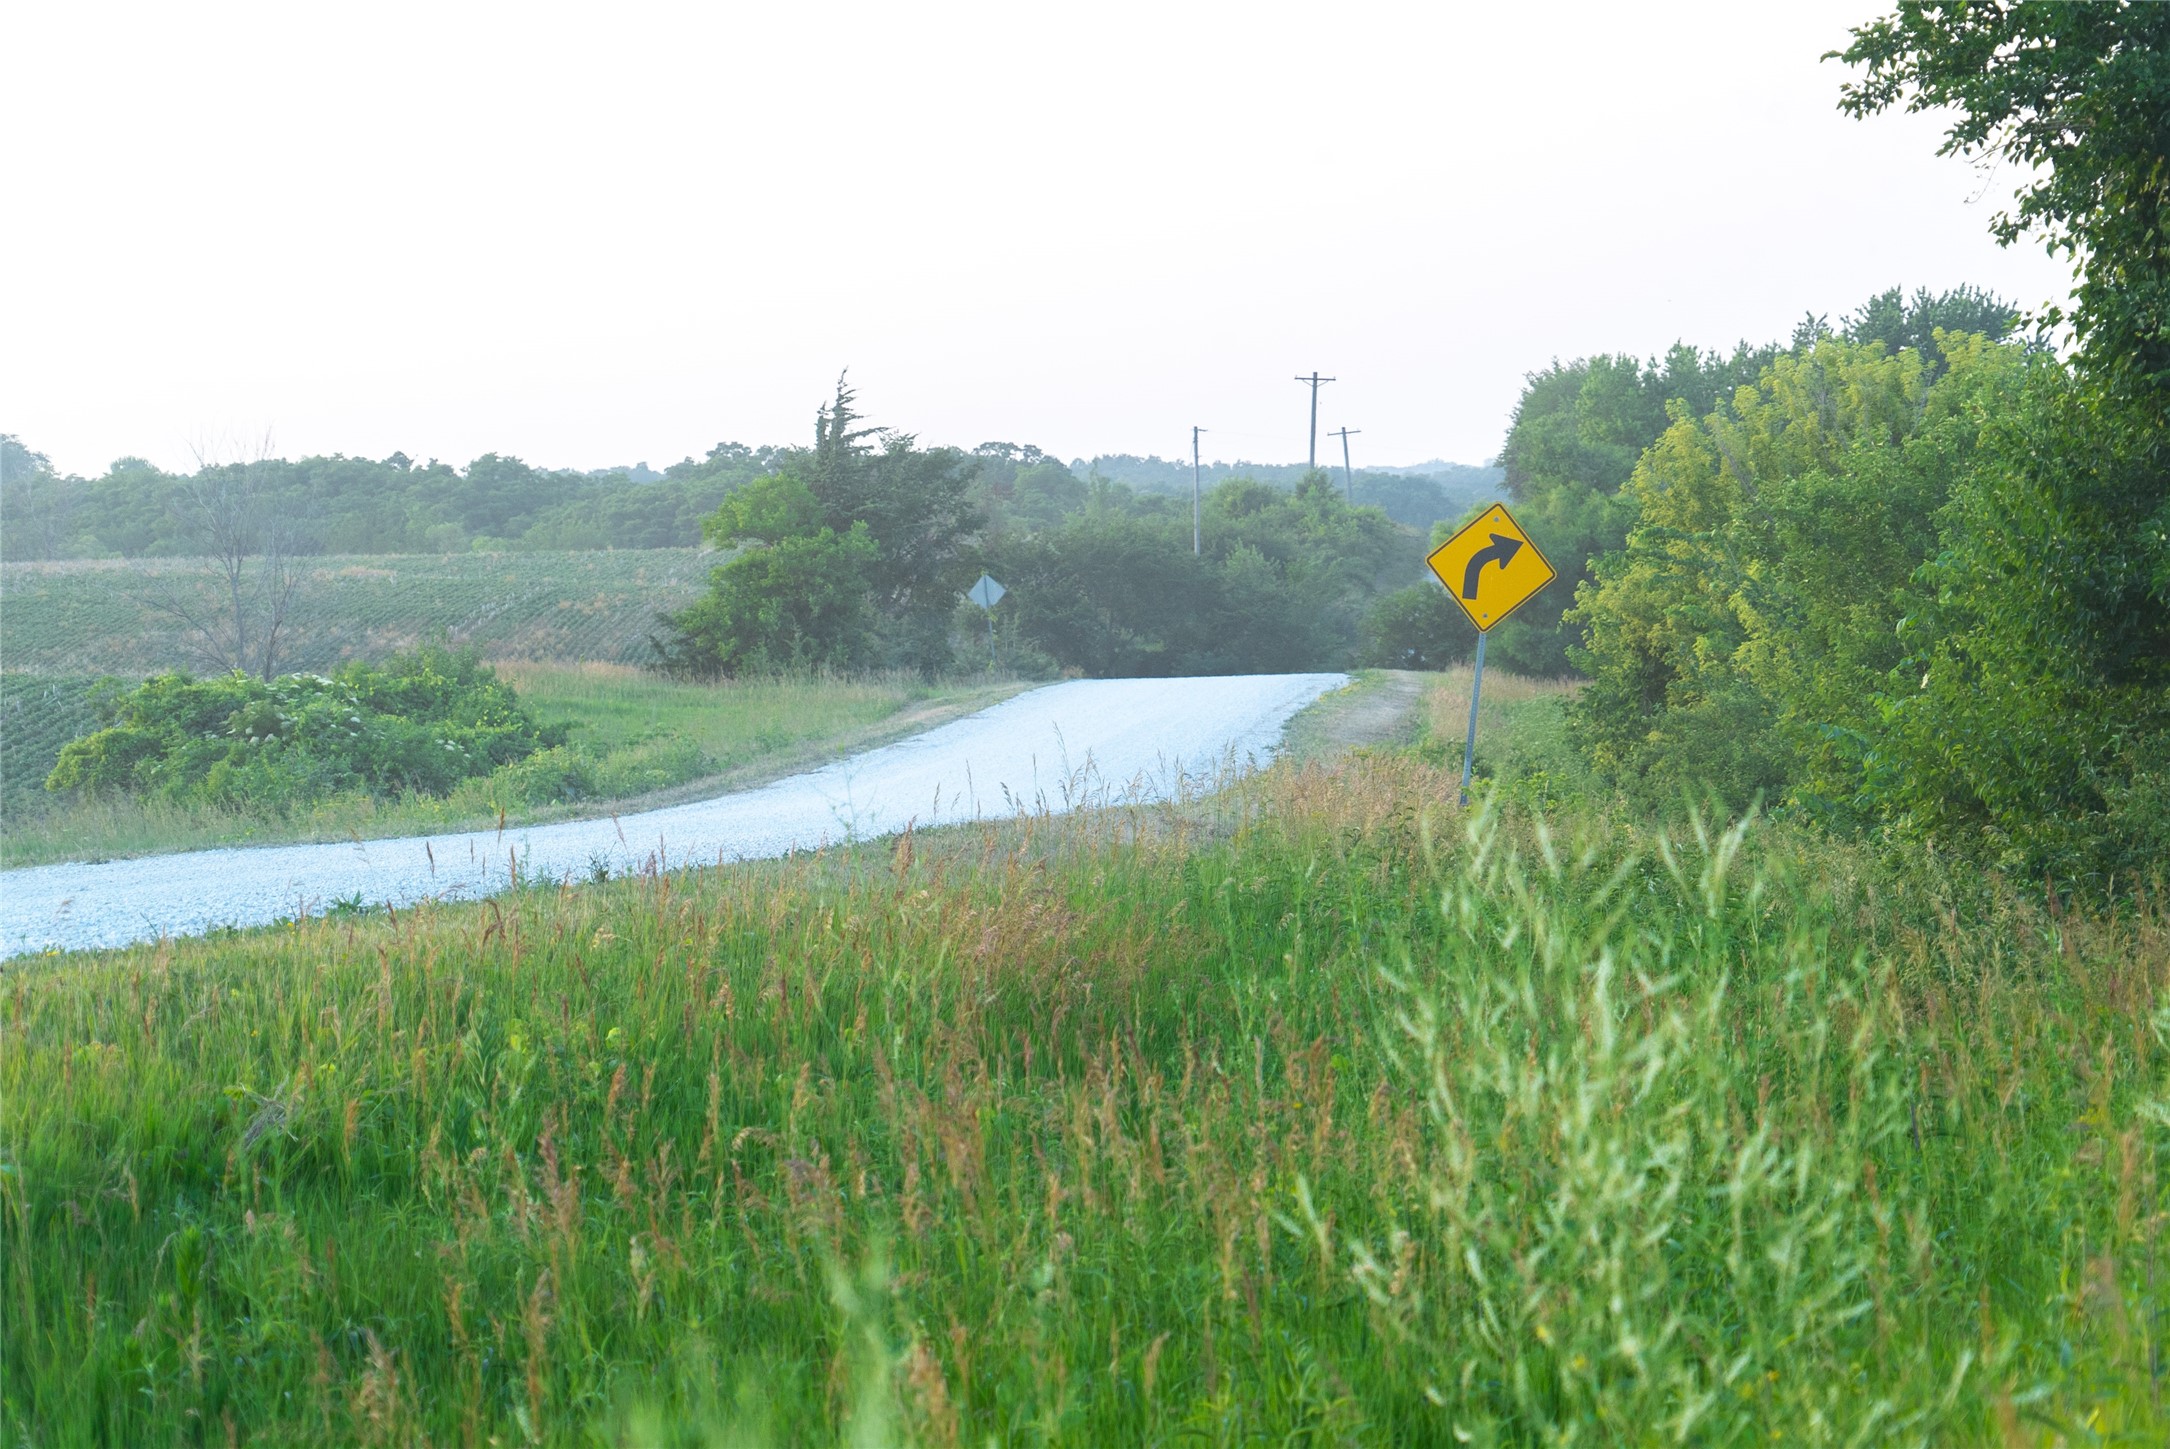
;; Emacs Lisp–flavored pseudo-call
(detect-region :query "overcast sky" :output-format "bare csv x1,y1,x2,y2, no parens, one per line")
7,1,2072,478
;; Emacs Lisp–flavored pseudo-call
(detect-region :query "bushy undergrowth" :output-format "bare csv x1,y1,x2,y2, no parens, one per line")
2,757,2162,1444
45,647,568,809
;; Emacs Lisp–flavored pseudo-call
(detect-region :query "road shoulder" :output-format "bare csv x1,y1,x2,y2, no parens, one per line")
1277,670,1428,763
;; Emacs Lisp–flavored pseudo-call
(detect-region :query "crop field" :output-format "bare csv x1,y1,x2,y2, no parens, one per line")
0,674,106,824
2,678,2161,1445
0,549,711,678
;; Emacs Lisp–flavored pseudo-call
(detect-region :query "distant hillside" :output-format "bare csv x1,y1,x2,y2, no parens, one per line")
1069,454,1502,531
2,427,1504,562
1362,457,1500,479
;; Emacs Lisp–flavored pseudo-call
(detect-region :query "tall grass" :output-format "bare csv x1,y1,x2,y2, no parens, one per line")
1418,666,1591,809
2,752,2162,1444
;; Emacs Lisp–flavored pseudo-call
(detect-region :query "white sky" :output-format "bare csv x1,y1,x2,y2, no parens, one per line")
5,1,2072,478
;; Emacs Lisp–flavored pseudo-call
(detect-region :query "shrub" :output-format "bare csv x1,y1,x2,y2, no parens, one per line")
655,523,882,679
45,645,566,811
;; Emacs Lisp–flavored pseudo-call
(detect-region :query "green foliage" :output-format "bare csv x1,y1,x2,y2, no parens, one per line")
1838,283,2018,373
661,380,981,678
451,733,714,812
993,457,1088,532
804,383,981,628
2,754,2159,1442
1541,4,2170,880
45,647,566,810
991,511,1210,676
658,524,883,679
1815,2,2170,883
700,472,824,547
1357,583,1469,670
1565,332,2013,812
1494,345,1778,674
1561,321,2168,883
663,396,1432,680
994,470,1407,676
1840,1,2170,421
1495,293,2012,678
1864,375,2170,882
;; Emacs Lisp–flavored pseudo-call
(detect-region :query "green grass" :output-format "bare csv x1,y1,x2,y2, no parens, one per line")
1410,665,1594,805
0,549,711,677
0,667,1022,868
3,680,2162,1445
494,662,989,775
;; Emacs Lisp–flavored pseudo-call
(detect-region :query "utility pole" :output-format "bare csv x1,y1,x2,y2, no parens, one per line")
1328,426,1361,503
1191,425,1206,555
1293,372,1335,469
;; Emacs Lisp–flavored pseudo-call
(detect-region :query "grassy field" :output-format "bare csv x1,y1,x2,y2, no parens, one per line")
0,667,1022,869
3,674,2161,1445
0,549,711,677
489,663,1000,776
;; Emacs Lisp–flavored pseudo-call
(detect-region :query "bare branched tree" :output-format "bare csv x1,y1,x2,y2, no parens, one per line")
136,432,311,680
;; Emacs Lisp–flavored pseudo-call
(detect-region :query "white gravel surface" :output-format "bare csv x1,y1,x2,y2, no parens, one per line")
1,672,1346,959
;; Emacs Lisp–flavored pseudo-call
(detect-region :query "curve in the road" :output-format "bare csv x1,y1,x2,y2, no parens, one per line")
1,672,1347,958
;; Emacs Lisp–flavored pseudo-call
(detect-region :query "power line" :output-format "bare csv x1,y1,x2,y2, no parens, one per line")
1293,372,1336,469
1328,426,1361,504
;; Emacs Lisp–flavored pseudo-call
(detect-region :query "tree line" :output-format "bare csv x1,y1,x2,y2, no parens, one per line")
0,440,791,559
1545,3,2170,888
0,437,1490,562
652,381,1421,679
1076,452,1499,532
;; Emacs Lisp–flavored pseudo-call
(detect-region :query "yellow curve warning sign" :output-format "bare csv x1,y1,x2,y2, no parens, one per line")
1425,502,1555,632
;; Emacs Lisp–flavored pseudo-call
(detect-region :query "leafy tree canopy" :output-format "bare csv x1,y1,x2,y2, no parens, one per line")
661,378,983,677
1838,0,2170,418
1486,286,2014,677
993,470,1408,678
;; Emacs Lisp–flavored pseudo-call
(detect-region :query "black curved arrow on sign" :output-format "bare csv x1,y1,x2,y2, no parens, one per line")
1461,533,1524,598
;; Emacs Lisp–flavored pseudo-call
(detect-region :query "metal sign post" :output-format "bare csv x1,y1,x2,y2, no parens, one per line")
965,574,1006,671
1424,503,1555,808
1459,631,1486,807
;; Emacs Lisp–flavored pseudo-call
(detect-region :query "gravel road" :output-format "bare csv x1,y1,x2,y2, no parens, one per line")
1,672,1346,958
